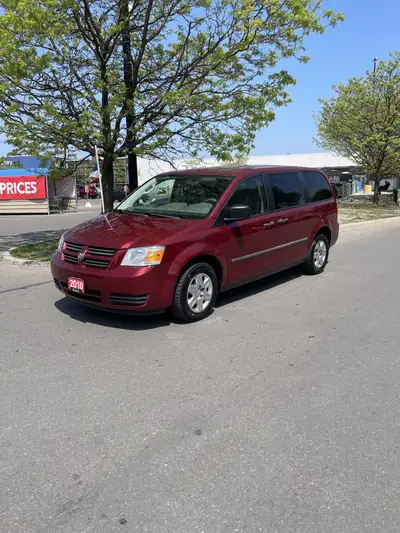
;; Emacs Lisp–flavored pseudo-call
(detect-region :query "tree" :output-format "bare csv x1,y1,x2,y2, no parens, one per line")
315,52,400,203
0,0,343,212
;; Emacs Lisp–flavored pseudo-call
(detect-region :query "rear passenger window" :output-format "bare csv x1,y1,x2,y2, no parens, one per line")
227,176,265,217
303,171,333,202
267,172,303,210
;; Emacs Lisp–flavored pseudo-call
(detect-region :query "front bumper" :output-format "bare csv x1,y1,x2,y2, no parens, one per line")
51,251,176,313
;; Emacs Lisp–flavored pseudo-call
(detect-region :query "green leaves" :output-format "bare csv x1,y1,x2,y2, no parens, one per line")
0,0,343,172
315,52,400,184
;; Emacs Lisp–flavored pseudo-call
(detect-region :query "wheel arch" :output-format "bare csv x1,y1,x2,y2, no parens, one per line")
315,225,332,245
176,254,223,290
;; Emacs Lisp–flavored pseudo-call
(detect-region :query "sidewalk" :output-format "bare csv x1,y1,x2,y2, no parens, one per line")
0,201,101,252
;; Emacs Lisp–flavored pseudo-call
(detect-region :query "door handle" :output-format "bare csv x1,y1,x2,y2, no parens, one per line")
263,221,275,228
278,218,288,224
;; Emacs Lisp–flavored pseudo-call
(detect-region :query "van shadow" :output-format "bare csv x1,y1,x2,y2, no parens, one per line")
54,267,303,330
216,266,303,308
54,298,172,331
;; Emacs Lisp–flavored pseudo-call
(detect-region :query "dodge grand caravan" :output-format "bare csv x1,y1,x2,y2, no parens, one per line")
51,166,339,322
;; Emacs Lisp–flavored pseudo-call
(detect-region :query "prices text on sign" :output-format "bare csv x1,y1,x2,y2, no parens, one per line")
0,176,47,200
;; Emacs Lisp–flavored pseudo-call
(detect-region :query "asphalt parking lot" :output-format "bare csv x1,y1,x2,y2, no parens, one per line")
1,219,400,533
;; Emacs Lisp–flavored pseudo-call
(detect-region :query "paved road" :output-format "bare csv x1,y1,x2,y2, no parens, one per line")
0,200,102,251
1,220,400,533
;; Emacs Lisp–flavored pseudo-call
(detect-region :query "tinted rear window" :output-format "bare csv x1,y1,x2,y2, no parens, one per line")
303,171,332,202
267,172,303,209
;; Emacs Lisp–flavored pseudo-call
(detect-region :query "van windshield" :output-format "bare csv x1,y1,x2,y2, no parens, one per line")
115,174,234,219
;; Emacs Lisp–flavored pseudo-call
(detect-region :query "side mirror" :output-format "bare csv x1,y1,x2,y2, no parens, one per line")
224,204,251,222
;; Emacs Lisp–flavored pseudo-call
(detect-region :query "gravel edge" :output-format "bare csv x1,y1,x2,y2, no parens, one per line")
0,251,51,268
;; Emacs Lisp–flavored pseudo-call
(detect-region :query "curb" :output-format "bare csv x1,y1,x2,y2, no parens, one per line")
340,215,400,233
0,251,50,268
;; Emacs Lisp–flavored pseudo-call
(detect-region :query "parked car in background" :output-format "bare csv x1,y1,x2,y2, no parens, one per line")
53,166,339,322
76,184,99,199
113,187,127,202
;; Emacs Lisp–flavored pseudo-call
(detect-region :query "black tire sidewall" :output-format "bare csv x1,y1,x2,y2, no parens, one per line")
174,263,218,322
309,234,329,274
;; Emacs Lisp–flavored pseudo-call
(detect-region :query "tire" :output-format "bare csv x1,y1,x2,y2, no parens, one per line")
172,262,218,322
303,234,329,275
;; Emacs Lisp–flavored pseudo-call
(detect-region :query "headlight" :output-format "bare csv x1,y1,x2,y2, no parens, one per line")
121,246,165,266
57,234,65,252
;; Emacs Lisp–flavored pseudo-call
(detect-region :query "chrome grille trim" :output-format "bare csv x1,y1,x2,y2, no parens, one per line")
64,252,79,264
65,241,83,252
84,258,109,269
87,246,116,257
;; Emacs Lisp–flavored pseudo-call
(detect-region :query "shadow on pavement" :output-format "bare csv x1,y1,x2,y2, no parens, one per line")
54,297,172,331
217,267,303,308
54,266,303,330
0,229,65,252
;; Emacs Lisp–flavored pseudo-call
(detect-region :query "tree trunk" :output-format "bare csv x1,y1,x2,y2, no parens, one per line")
372,176,381,204
127,152,138,191
121,0,139,192
101,153,115,212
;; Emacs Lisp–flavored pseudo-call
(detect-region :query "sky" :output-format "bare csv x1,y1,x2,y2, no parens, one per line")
252,0,400,156
1,0,399,158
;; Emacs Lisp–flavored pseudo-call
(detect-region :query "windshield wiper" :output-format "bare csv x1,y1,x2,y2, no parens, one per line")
114,208,149,217
146,212,181,219
114,208,180,219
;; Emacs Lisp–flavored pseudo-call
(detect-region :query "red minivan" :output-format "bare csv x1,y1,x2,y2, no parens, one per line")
51,166,339,322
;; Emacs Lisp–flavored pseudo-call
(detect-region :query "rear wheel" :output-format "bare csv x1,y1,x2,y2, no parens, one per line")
303,234,329,275
172,262,218,322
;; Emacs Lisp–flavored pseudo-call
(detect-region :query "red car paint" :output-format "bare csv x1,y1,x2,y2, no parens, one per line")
51,166,339,314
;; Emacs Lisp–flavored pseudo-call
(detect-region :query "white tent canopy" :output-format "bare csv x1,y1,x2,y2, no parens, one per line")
137,151,357,185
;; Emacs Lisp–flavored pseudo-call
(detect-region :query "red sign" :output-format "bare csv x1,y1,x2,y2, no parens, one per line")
0,176,47,200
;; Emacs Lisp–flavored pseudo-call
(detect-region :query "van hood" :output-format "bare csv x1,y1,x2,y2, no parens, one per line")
64,212,195,249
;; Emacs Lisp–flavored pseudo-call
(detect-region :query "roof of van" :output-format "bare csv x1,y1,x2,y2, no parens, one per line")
156,165,323,177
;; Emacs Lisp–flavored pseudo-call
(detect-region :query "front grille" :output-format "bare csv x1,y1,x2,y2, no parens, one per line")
63,241,115,269
87,246,116,257
53,278,61,290
109,293,149,307
65,242,83,252
64,252,79,264
61,282,102,303
84,258,109,269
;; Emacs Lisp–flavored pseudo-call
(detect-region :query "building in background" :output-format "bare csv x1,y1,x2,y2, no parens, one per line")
3,152,399,199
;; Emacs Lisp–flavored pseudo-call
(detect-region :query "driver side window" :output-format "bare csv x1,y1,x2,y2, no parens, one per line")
227,176,265,217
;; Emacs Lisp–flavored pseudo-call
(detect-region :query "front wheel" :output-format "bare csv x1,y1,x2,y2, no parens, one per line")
172,262,218,322
303,234,329,275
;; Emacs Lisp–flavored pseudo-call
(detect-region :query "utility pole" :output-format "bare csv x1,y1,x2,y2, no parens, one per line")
95,145,105,214
121,0,138,193
61,98,68,169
